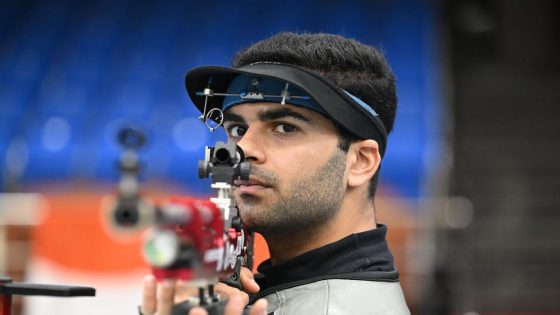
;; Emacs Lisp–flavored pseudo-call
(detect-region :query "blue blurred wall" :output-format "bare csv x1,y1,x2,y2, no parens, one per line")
0,0,441,198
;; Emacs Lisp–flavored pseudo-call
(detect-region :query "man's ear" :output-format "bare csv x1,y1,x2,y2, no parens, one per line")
347,139,381,188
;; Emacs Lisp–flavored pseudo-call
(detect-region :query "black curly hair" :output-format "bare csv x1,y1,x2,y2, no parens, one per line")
232,32,398,198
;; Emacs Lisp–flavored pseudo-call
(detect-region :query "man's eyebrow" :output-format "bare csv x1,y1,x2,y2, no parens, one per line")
223,112,246,124
223,107,314,125
257,108,313,124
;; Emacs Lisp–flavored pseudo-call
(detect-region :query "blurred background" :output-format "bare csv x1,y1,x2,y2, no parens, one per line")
0,0,559,314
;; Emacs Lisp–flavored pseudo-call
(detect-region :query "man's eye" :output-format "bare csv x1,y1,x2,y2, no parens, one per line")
274,124,297,134
229,125,247,137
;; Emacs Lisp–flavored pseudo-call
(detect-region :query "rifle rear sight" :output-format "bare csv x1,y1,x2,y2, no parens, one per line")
198,141,251,184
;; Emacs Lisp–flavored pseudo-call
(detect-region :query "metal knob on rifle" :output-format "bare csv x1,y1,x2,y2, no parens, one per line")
239,162,250,181
198,159,210,179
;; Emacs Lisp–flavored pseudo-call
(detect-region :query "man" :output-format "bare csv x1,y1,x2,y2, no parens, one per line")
141,32,409,315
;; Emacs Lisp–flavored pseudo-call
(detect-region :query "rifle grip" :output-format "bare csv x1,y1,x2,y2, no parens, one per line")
219,257,244,290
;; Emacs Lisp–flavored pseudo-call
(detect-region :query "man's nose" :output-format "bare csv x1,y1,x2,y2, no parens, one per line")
236,129,265,164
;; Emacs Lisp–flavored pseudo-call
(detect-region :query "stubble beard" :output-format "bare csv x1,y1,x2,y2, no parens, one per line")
235,149,347,239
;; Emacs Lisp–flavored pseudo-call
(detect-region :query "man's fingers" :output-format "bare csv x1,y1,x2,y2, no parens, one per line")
141,275,260,315
224,295,245,315
174,280,199,303
239,267,260,294
223,295,268,315
156,279,176,315
214,283,249,305
249,299,268,315
188,307,208,315
141,275,157,315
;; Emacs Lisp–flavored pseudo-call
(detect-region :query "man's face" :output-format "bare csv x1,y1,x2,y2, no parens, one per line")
223,102,348,236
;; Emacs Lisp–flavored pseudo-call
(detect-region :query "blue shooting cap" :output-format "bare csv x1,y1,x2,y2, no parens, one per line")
221,74,328,116
185,62,388,157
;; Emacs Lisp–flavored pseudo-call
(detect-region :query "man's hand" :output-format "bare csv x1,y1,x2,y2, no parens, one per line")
140,268,266,315
189,296,267,315
214,267,260,306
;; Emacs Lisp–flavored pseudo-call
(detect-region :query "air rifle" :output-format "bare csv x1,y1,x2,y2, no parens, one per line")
110,127,253,315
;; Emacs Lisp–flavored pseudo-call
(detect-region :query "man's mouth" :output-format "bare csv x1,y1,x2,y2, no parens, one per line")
233,177,271,195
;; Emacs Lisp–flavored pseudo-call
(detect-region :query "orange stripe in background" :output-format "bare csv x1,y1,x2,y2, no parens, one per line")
31,194,146,273
252,232,269,272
